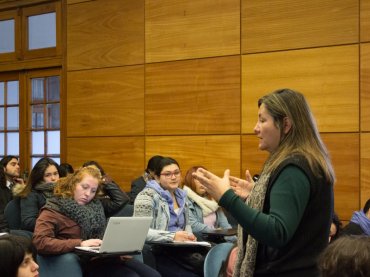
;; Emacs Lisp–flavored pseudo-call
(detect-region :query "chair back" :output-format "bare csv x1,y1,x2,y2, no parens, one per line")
204,242,234,277
4,198,22,229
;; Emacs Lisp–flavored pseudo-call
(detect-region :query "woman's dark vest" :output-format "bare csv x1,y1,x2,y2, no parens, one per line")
255,155,333,277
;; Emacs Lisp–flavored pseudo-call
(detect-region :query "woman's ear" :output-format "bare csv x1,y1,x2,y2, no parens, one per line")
283,117,292,134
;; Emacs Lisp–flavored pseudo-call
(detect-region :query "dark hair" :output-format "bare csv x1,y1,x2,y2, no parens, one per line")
318,236,370,277
0,156,19,168
59,163,74,177
146,155,163,173
153,157,180,177
363,199,370,214
183,166,206,192
82,161,105,176
0,166,6,188
19,157,60,197
0,234,36,277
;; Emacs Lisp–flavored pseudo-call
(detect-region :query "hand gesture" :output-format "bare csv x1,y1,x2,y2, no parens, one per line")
102,174,113,184
193,168,231,202
229,170,254,200
13,177,25,186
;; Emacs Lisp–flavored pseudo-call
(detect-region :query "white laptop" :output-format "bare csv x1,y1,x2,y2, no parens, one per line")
75,216,152,254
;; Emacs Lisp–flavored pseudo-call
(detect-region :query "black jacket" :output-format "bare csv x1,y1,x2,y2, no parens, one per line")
0,185,12,232
99,181,130,217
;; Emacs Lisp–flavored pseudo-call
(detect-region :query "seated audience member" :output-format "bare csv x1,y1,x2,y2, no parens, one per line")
329,212,342,242
0,234,39,277
33,166,160,277
0,156,25,190
82,160,130,217
15,157,60,232
182,166,236,242
318,235,370,277
58,162,74,177
134,157,207,277
0,166,12,232
341,199,370,236
129,155,163,204
0,156,24,232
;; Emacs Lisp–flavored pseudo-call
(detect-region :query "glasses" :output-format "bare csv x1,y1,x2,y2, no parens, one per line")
160,170,181,179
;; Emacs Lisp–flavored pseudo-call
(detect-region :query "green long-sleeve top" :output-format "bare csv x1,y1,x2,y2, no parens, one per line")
219,165,310,248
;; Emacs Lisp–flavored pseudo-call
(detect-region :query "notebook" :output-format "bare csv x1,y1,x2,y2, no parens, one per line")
75,216,152,255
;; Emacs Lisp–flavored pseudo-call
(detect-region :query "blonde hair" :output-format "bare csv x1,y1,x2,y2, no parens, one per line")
54,166,103,198
259,89,335,184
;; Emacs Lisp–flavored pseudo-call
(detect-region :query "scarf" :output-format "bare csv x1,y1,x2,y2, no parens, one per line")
146,180,187,231
34,182,55,199
351,211,370,236
183,186,219,216
46,197,106,240
233,170,271,277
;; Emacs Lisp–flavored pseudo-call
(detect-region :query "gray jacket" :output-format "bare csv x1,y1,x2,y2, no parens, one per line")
187,197,232,233
134,187,192,242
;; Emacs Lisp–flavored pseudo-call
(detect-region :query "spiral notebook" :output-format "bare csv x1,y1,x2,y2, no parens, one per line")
75,216,152,255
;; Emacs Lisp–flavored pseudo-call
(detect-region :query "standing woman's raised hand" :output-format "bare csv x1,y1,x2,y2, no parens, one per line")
192,168,231,202
229,169,255,200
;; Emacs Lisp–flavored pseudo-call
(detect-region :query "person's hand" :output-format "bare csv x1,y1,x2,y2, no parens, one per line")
13,177,25,186
120,256,133,261
174,231,196,242
193,168,231,202
102,174,113,185
229,170,254,200
80,239,102,247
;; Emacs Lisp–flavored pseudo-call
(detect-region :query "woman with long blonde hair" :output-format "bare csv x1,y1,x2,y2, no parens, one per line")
194,88,334,277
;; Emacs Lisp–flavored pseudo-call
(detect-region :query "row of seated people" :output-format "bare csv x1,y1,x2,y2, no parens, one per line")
329,199,370,242
4,89,369,276
0,155,236,276
0,156,132,234
2,155,370,277
1,233,370,277
0,151,370,275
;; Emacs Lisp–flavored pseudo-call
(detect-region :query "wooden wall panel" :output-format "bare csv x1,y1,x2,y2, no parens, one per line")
67,65,144,137
361,0,370,42
361,133,370,207
242,0,358,53
241,135,268,178
361,43,370,131
67,0,91,4
67,0,144,70
146,56,241,135
66,137,145,192
242,45,359,134
60,0,366,224
145,0,240,63
145,135,240,178
322,133,360,220
241,133,360,220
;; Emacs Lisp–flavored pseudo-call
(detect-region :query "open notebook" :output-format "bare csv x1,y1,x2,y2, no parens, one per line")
75,216,152,254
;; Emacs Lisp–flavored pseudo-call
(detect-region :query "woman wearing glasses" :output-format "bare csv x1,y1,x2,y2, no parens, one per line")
134,157,205,277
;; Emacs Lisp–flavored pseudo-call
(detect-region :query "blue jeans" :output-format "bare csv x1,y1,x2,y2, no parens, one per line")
37,253,83,277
